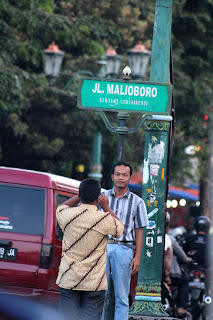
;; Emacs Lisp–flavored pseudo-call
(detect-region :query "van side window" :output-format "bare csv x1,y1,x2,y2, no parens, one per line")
0,184,45,235
55,194,70,240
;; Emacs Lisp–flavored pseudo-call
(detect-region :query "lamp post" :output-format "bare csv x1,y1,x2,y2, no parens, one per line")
105,47,123,78
105,43,151,79
104,44,151,161
127,42,151,79
43,42,105,181
43,42,65,80
43,42,151,180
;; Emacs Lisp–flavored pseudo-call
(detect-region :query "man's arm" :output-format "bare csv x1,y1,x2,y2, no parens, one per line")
56,195,80,230
164,243,173,284
172,236,191,264
99,193,123,223
130,228,143,274
60,195,80,207
98,193,125,236
130,198,148,274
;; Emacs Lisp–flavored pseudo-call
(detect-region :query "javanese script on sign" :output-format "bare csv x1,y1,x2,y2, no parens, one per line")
78,78,172,114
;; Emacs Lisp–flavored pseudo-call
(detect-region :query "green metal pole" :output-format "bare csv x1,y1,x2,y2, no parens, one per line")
117,112,129,161
88,56,107,182
88,130,103,182
129,0,173,317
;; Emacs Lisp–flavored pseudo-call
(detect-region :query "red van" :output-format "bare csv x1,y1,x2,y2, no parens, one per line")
0,167,80,306
0,166,137,308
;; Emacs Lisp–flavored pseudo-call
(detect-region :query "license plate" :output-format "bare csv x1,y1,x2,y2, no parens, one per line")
189,282,205,289
0,247,17,261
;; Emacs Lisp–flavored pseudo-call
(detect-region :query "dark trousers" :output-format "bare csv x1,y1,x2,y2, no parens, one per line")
59,288,105,320
171,273,189,309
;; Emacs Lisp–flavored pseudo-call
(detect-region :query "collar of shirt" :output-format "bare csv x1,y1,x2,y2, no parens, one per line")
110,187,130,198
78,203,98,210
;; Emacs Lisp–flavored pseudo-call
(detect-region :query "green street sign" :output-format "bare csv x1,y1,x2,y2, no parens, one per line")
78,77,172,114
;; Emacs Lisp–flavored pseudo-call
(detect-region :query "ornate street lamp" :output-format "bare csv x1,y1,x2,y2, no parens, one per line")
105,47,123,77
96,55,107,78
42,42,151,183
127,42,151,78
42,42,103,181
43,42,65,78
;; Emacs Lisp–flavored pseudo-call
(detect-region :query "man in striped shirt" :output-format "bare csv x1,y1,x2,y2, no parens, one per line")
56,178,124,320
102,161,148,320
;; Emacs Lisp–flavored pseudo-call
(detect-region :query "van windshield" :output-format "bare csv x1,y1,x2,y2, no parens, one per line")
0,184,45,235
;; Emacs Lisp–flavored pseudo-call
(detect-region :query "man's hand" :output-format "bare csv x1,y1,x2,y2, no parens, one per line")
98,193,109,211
130,255,141,274
188,257,193,263
61,195,80,208
98,193,124,225
131,228,143,274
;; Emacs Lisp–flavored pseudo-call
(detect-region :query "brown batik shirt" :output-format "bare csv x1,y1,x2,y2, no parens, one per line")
56,203,124,291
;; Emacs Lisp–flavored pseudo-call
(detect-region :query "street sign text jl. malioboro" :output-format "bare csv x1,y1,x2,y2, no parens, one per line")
78,78,172,114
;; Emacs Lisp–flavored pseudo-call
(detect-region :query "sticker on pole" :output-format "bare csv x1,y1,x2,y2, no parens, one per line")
78,77,172,114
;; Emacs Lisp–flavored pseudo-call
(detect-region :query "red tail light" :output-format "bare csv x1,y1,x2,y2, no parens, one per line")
39,244,53,269
194,270,200,277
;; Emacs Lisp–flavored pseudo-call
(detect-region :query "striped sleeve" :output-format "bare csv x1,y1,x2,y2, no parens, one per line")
134,199,148,228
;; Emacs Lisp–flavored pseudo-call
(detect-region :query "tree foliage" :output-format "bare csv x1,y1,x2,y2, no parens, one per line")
171,0,213,186
0,0,212,189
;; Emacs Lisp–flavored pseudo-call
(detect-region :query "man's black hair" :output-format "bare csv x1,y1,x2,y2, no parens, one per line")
112,161,132,176
79,178,101,204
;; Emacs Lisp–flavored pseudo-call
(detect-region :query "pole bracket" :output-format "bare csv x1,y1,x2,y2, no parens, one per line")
95,112,172,135
95,111,117,133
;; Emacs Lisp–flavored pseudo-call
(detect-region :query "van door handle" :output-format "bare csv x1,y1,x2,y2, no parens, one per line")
0,240,12,247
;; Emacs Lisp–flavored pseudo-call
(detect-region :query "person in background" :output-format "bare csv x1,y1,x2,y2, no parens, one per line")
183,216,212,269
164,231,173,285
56,178,124,320
165,213,192,318
183,215,213,296
101,161,148,320
170,234,192,318
168,226,187,247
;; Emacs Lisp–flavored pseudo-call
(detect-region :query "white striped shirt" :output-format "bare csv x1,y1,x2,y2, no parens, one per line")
104,188,148,242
